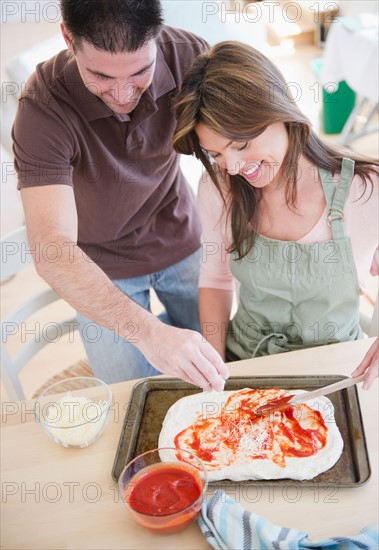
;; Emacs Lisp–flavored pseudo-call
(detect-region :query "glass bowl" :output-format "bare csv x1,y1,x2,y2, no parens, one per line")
118,448,208,534
34,377,112,448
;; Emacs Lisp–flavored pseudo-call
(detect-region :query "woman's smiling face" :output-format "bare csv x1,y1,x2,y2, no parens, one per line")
195,122,289,190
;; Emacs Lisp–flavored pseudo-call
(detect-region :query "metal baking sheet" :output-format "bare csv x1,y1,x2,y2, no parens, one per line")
112,376,370,486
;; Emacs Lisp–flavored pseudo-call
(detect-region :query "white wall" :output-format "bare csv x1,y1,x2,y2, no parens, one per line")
0,1,61,23
338,0,378,16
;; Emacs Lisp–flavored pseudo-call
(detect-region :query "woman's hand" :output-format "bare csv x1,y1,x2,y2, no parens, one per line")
352,337,379,390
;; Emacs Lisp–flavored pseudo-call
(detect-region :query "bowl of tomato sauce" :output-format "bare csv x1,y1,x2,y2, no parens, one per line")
118,447,208,534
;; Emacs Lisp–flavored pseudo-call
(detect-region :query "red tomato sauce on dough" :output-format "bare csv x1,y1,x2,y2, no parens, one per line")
174,389,328,470
128,464,201,516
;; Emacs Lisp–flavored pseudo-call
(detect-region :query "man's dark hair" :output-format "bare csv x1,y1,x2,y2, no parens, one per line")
60,0,163,52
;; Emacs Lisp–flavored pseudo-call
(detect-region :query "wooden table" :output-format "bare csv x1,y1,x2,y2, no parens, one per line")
1,338,378,549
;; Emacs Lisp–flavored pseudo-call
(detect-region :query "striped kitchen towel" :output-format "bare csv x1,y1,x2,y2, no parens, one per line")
198,490,379,550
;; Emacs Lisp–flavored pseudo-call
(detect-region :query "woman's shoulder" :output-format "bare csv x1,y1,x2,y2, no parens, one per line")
345,167,378,235
197,169,230,203
349,165,379,202
197,171,231,238
329,160,379,201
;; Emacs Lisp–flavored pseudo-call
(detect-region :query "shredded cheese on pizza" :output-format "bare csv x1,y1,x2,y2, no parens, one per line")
159,388,344,481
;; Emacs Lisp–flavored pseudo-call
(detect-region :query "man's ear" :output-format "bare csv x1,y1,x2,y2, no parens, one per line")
61,23,74,53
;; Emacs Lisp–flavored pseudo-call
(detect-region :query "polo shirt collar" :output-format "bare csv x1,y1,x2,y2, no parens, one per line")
148,42,176,101
63,40,176,123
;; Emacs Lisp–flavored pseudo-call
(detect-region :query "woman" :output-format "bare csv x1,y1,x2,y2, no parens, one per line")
173,41,378,378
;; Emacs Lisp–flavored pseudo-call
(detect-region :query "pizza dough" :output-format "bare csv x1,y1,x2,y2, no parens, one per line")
158,388,344,482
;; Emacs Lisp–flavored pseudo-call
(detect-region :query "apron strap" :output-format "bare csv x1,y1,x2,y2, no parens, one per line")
318,158,355,240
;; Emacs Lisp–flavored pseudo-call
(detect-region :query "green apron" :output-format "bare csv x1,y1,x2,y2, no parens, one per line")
227,158,362,359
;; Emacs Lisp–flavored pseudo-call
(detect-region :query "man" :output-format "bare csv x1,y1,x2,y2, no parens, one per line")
12,0,228,391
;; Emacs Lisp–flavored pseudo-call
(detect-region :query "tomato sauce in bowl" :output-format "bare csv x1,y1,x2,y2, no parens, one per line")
119,448,207,534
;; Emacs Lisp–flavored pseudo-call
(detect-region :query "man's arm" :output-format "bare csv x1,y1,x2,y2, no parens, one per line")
21,184,229,390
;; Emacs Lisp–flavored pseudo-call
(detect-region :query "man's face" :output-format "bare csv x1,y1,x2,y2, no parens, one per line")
63,27,157,114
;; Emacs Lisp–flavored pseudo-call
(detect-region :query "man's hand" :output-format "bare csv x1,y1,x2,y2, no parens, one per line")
137,320,229,392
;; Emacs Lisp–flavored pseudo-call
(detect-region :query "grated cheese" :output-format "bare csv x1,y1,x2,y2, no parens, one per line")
43,393,109,447
239,431,268,454
159,388,344,482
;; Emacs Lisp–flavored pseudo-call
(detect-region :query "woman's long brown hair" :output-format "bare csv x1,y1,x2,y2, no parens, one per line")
173,41,378,259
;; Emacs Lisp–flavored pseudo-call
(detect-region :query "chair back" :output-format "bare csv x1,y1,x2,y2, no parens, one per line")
1,225,33,281
1,226,78,400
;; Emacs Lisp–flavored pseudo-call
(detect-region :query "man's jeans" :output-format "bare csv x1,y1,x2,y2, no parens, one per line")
76,249,201,383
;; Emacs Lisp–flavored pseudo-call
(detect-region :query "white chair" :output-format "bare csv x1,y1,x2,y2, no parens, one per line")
1,226,92,401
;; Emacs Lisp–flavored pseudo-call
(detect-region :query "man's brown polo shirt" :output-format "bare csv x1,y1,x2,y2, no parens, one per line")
12,26,207,279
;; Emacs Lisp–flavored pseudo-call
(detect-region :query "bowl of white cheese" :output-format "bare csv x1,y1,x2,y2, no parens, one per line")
34,377,112,448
